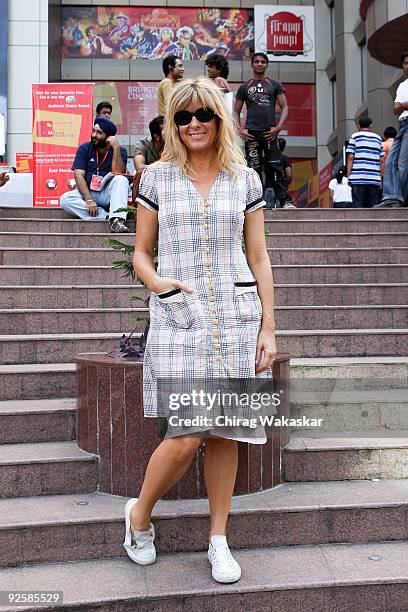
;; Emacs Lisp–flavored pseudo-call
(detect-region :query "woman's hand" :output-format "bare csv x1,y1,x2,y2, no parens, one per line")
255,328,277,374
150,276,193,295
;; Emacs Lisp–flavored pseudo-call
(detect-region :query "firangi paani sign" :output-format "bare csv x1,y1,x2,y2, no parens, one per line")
254,5,315,62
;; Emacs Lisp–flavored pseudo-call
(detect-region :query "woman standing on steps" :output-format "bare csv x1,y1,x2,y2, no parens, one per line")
126,77,276,583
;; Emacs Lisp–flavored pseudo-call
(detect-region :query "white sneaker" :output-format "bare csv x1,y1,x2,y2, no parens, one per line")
282,202,296,209
123,498,156,565
208,535,241,583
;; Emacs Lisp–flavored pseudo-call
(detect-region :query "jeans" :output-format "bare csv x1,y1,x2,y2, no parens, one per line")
60,175,129,221
351,184,380,208
382,119,408,204
244,130,280,187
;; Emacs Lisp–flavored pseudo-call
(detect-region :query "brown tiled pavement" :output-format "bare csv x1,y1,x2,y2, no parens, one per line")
1,207,408,610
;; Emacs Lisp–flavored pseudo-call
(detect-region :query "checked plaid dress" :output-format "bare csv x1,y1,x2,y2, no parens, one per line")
136,161,274,443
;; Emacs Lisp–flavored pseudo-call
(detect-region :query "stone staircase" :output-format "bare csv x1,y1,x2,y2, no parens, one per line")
0,206,408,610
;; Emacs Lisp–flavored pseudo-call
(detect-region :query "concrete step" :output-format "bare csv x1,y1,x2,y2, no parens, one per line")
0,285,143,308
0,308,144,334
0,232,133,248
3,329,408,365
0,399,75,444
0,441,97,498
273,283,408,306
1,283,407,308
277,305,408,330
0,266,133,286
284,431,408,481
0,207,74,218
3,246,408,266
290,356,408,391
270,247,408,265
265,207,408,219
2,231,408,248
1,540,408,610
0,248,119,266
1,328,408,364
1,305,407,334
266,233,408,248
2,263,408,286
272,264,408,284
279,328,408,358
264,218,408,233
0,363,76,401
0,332,125,365
3,217,408,234
2,357,405,403
0,218,134,234
1,480,408,567
290,389,408,431
2,205,408,218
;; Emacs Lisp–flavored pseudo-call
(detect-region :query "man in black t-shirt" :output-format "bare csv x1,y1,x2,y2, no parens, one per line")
234,52,288,188
60,116,130,233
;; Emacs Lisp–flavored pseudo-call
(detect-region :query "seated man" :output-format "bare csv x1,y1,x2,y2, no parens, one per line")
133,115,164,172
60,116,129,233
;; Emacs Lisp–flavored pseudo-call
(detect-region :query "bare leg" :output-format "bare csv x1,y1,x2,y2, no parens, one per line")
130,435,202,531
204,437,238,539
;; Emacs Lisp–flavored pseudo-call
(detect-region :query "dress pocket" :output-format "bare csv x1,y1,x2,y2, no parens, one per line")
234,281,262,322
156,288,199,329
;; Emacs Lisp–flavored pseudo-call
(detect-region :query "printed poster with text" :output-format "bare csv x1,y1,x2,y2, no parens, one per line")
254,5,315,62
32,84,93,207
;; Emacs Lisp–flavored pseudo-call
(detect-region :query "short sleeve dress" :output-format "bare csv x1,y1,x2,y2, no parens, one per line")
136,161,274,444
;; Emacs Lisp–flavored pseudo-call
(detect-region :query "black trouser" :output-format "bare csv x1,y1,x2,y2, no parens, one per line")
244,130,292,206
351,184,380,208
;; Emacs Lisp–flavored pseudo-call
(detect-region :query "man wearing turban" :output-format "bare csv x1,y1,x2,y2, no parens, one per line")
60,116,129,232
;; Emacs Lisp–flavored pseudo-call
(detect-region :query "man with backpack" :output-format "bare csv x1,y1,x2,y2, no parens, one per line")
233,52,289,189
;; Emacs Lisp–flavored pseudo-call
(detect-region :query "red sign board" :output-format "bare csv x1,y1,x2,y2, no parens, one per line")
267,11,303,55
32,84,93,207
16,153,34,173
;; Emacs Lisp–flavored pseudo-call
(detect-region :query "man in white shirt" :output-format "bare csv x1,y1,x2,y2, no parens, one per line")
378,52,408,207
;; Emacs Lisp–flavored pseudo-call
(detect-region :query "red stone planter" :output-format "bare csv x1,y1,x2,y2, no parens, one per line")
75,353,291,499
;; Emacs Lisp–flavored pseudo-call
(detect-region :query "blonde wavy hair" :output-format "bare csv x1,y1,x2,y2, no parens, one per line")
160,77,246,177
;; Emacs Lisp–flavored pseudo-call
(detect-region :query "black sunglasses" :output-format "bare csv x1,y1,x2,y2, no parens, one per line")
174,107,216,126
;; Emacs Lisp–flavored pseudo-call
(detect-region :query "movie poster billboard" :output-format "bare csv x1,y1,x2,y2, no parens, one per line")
62,6,253,60
254,5,315,62
32,84,93,207
0,0,8,156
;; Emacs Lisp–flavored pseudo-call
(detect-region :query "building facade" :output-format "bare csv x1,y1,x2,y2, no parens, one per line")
4,0,406,173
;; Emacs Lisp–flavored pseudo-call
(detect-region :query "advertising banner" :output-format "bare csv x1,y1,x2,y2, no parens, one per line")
16,153,34,173
32,84,94,207
62,6,253,60
254,5,315,62
319,160,333,208
0,0,8,157
307,173,319,206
